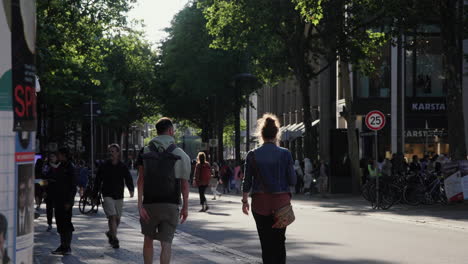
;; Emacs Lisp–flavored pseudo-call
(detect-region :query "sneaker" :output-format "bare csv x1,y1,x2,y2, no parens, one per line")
51,246,65,255
111,238,119,249
198,208,205,212
211,197,216,200
105,231,112,244
62,247,72,255
46,225,52,232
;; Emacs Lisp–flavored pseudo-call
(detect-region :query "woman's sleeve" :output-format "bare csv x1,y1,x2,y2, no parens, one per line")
241,151,254,193
287,152,297,186
194,164,199,181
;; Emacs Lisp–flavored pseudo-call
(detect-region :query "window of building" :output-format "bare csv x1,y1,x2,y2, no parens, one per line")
405,29,446,98
355,44,391,98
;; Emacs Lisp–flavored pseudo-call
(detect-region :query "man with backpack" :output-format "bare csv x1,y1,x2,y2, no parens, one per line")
137,117,190,264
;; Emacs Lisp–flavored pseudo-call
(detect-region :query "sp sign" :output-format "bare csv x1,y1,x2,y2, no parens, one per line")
365,110,386,131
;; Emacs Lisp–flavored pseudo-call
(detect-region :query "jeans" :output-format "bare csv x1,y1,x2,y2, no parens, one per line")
253,212,286,264
198,185,208,205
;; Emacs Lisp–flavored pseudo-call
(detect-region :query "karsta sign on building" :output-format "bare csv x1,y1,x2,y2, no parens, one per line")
411,103,446,111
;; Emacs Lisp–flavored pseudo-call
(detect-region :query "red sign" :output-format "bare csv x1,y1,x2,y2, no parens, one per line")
14,85,36,118
365,110,386,131
15,152,35,162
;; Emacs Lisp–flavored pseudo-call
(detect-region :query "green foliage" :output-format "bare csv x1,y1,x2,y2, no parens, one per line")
155,3,255,133
294,0,390,74
199,0,293,84
223,119,246,147
37,0,158,130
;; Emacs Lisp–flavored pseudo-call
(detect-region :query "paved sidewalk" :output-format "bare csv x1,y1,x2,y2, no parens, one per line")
33,202,261,264
33,183,468,264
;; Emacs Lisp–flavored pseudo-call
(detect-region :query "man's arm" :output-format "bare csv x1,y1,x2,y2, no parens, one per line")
124,167,135,197
137,166,149,222
180,179,189,224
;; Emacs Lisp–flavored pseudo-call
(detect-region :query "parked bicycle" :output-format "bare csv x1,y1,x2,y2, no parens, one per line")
403,171,447,206
362,176,401,210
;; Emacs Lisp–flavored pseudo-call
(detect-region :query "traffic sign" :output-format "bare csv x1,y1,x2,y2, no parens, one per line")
365,110,386,131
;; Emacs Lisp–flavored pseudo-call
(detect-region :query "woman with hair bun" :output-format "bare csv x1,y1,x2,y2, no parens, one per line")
241,113,297,264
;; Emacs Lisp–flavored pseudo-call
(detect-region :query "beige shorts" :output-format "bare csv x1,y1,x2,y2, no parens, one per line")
103,197,123,218
140,203,179,243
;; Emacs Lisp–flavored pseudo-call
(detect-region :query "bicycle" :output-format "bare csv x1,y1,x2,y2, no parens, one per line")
403,171,447,206
78,174,102,214
362,176,400,210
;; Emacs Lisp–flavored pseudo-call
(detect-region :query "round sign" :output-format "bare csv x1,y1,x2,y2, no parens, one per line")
365,110,386,131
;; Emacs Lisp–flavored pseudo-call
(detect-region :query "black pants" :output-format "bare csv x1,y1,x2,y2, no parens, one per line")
45,196,54,226
253,212,286,264
54,201,74,235
198,185,208,205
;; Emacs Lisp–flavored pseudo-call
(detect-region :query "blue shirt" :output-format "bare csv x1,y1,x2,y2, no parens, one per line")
242,143,296,194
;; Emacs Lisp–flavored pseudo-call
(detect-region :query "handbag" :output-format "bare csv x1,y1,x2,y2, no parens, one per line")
250,152,295,229
272,204,295,229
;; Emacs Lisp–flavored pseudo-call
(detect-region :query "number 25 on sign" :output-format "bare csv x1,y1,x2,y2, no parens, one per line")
365,110,385,131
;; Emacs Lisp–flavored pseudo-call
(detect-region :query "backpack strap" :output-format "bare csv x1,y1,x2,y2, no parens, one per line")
165,144,177,153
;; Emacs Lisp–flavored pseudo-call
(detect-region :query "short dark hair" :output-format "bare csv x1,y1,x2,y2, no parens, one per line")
156,117,173,135
0,213,7,237
58,147,70,159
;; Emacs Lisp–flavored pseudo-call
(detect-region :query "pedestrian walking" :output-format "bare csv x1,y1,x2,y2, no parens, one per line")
294,160,304,194
43,152,59,232
95,143,135,249
50,147,76,255
137,117,190,264
317,159,329,198
210,162,222,200
193,152,212,212
220,161,232,194
77,160,89,197
233,162,243,194
241,113,297,264
303,158,313,194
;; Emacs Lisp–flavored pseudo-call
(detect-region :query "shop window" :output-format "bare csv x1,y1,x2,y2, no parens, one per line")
405,34,446,98
355,44,391,98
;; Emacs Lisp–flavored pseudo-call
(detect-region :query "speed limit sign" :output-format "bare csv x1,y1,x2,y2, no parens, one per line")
365,110,386,131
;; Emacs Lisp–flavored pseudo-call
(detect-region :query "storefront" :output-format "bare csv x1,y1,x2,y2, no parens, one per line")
352,25,451,160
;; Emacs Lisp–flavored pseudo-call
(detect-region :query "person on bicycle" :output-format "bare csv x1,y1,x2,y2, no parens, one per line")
95,143,134,249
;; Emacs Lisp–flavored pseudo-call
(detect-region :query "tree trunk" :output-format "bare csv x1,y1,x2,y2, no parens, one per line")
441,0,466,160
297,71,317,161
234,79,241,164
124,125,129,162
340,62,362,194
217,119,224,163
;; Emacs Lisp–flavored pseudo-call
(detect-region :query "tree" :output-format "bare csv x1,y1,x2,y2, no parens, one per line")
200,0,328,161
156,3,256,161
36,0,161,159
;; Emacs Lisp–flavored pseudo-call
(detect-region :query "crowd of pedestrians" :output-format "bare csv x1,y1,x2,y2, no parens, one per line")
32,115,303,264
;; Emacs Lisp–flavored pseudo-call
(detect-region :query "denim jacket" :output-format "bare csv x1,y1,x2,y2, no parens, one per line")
242,143,296,194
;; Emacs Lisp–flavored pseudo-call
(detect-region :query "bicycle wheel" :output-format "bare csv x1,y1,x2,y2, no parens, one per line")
380,184,401,210
403,184,425,206
79,194,96,214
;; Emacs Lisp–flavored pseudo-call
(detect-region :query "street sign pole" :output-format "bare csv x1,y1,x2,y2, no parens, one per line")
365,110,386,209
375,130,379,209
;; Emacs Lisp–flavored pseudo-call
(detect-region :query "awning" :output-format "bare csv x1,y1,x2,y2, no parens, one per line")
279,120,320,141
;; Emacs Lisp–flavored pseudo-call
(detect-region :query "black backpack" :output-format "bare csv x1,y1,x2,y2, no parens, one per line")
141,143,181,204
